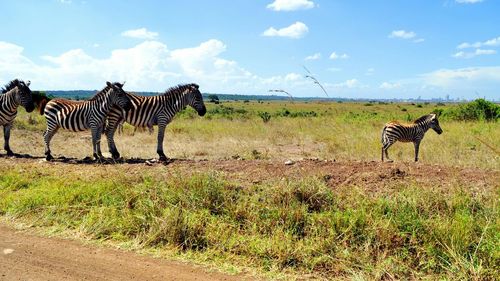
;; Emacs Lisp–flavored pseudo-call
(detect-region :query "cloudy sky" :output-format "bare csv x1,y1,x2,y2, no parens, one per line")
1,0,499,100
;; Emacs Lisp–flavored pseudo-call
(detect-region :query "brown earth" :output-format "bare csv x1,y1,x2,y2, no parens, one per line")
0,224,252,281
1,154,499,191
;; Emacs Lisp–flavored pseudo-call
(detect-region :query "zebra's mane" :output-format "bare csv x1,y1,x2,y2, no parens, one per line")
1,79,26,94
161,83,198,97
413,114,433,124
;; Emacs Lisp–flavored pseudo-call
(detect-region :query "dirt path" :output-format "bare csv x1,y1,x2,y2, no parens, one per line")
0,225,250,281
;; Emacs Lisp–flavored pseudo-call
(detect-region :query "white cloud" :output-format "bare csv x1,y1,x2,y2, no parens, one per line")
266,0,316,11
389,30,425,43
333,79,360,88
262,22,308,39
421,66,500,89
452,49,496,59
329,52,349,60
121,28,159,40
0,40,315,95
455,0,483,3
58,0,72,4
379,82,401,89
326,67,341,72
365,68,375,76
389,30,416,39
457,36,500,49
305,53,321,60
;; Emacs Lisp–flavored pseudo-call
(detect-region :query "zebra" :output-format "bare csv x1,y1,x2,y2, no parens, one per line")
43,81,132,161
105,83,206,161
0,79,35,156
381,113,443,162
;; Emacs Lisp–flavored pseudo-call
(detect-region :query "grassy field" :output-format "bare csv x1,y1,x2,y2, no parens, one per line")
9,100,500,168
1,100,499,280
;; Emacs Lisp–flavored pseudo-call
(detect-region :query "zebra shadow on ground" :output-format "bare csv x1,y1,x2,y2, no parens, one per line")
0,153,193,165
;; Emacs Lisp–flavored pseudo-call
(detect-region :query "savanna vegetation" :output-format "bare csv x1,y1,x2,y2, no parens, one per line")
1,99,498,280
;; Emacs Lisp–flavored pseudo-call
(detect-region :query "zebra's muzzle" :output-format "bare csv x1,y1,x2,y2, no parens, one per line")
198,106,206,116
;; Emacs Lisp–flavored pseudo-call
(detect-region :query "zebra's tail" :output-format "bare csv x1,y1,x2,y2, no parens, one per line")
381,125,388,144
32,91,51,115
38,98,49,115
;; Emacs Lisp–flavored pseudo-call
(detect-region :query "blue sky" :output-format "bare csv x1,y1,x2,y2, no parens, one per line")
1,0,499,100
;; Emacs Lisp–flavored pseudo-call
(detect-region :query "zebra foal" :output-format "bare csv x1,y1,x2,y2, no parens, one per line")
105,83,206,161
0,79,35,156
43,82,132,161
381,113,443,162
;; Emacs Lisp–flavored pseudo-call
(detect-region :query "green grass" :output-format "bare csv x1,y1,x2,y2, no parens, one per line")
0,169,498,280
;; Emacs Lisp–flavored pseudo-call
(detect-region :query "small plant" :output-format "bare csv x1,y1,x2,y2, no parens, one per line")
251,149,262,159
258,111,271,123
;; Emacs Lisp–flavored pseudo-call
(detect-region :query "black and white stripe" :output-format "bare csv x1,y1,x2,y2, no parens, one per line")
105,83,206,161
43,82,132,161
0,79,35,156
381,113,443,162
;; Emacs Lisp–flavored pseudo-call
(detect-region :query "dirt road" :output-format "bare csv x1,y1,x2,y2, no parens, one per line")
0,225,249,281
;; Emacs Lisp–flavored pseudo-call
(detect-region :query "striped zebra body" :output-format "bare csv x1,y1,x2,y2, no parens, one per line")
105,83,206,161
381,114,442,162
43,82,132,161
0,79,35,156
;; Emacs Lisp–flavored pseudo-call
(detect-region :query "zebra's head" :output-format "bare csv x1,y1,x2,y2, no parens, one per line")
185,84,206,116
106,81,132,111
12,79,35,113
429,114,443,135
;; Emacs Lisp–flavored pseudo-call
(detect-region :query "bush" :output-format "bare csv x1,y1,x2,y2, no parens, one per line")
444,99,499,121
275,108,318,118
258,111,271,123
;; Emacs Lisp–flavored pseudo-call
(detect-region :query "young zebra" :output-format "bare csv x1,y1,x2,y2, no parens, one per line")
105,83,206,161
381,113,443,162
0,79,35,156
43,82,132,161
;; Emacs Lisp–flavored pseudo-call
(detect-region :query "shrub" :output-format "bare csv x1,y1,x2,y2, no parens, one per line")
444,99,499,121
258,111,271,123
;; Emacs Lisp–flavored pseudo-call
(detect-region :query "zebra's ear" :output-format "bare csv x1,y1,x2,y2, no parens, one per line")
106,81,113,88
121,81,126,87
26,80,31,87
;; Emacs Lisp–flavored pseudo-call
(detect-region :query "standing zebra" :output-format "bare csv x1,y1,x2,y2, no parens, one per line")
381,113,443,162
1,79,35,156
105,83,206,161
43,82,132,161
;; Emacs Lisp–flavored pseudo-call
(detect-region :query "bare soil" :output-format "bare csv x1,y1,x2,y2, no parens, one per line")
0,224,251,281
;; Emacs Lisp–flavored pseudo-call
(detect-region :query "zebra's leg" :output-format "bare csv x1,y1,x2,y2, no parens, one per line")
91,125,104,161
383,142,394,162
414,140,421,162
156,122,168,161
3,124,14,156
43,125,59,161
106,120,121,159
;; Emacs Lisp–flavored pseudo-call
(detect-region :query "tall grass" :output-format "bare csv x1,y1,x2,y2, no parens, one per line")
0,169,497,279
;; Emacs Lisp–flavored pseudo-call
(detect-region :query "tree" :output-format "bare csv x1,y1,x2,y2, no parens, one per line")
208,94,220,104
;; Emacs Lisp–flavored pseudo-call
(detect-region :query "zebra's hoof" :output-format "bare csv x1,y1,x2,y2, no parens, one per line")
45,155,54,161
6,150,14,157
111,153,121,160
158,155,169,162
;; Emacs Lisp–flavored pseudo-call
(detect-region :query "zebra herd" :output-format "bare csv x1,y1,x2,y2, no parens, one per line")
1,78,442,163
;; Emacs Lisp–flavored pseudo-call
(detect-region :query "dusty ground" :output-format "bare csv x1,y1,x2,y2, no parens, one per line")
0,224,253,281
1,154,498,193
